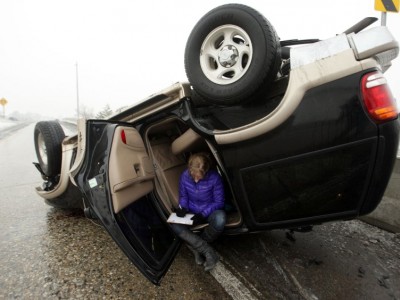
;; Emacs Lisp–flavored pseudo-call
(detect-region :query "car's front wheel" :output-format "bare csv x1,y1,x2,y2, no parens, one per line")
34,121,65,178
184,4,281,105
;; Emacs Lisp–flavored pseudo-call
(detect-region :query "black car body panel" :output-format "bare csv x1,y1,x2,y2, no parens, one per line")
75,121,180,284
361,120,400,214
190,69,398,230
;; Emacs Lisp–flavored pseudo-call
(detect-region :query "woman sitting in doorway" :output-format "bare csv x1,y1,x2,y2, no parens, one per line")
170,152,226,271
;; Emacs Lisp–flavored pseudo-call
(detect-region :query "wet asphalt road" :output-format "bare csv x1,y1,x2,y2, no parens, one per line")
0,124,229,299
215,220,400,299
1,123,400,299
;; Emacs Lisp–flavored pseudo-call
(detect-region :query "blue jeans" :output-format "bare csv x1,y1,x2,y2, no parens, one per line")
170,210,226,239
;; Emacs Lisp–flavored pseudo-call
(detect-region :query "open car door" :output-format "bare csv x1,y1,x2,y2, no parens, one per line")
75,120,181,285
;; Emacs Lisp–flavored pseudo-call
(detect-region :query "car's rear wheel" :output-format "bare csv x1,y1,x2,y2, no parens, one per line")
184,4,281,105
34,121,65,178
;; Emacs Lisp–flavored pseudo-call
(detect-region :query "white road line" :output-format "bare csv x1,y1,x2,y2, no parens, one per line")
211,240,319,300
259,238,290,284
259,238,319,300
210,255,261,300
285,271,319,300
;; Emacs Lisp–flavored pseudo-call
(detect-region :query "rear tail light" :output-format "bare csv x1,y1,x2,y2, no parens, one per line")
361,71,398,123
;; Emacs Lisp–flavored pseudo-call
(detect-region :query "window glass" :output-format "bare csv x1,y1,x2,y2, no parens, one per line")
118,197,175,262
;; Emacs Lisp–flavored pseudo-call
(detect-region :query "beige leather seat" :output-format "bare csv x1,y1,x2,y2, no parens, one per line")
151,138,186,208
150,128,207,209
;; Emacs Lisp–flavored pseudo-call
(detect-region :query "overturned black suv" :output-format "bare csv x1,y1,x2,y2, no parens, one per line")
33,4,399,284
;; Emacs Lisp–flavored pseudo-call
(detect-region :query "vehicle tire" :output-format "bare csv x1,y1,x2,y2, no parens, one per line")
184,4,281,105
34,121,65,177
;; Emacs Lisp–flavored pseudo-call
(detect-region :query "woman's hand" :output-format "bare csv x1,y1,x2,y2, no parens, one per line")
191,213,206,225
176,206,188,217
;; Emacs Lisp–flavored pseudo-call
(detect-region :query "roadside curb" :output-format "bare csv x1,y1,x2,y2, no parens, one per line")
359,215,400,233
0,122,31,140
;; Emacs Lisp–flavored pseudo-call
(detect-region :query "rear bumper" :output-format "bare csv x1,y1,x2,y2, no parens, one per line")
360,156,400,232
360,117,400,215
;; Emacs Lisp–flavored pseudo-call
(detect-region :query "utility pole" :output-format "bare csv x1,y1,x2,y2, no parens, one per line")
76,62,80,119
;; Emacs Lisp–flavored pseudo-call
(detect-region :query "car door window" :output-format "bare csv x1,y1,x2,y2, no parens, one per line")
116,196,176,262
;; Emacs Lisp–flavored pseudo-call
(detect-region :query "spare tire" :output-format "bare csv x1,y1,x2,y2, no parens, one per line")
185,4,281,105
34,121,65,177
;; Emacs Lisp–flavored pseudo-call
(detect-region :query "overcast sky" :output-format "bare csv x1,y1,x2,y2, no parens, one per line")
0,0,399,119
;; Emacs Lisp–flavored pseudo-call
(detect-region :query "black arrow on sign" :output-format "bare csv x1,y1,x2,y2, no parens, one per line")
382,0,398,12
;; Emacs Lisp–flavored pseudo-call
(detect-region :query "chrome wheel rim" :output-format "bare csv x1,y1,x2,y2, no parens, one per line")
200,25,253,85
37,133,48,166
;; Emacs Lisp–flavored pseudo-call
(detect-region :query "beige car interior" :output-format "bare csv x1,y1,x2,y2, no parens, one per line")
145,118,241,228
109,126,155,213
106,117,241,227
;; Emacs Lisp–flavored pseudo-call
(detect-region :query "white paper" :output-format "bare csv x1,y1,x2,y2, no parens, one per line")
167,212,194,225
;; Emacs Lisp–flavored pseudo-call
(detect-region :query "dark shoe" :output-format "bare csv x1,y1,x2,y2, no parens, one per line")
201,225,223,243
178,230,219,271
187,245,205,265
202,247,219,271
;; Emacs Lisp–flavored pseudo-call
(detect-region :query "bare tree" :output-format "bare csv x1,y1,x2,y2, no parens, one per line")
95,104,113,119
78,104,95,119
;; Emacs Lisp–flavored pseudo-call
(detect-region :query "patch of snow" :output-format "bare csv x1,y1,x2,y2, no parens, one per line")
0,119,17,130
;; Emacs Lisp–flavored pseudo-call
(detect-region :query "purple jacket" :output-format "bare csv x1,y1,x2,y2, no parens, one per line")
179,169,225,217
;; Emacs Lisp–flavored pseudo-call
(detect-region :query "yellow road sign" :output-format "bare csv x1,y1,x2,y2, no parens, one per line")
0,98,8,106
375,0,400,12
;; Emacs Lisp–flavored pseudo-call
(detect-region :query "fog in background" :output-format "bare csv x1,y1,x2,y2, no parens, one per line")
1,0,399,120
